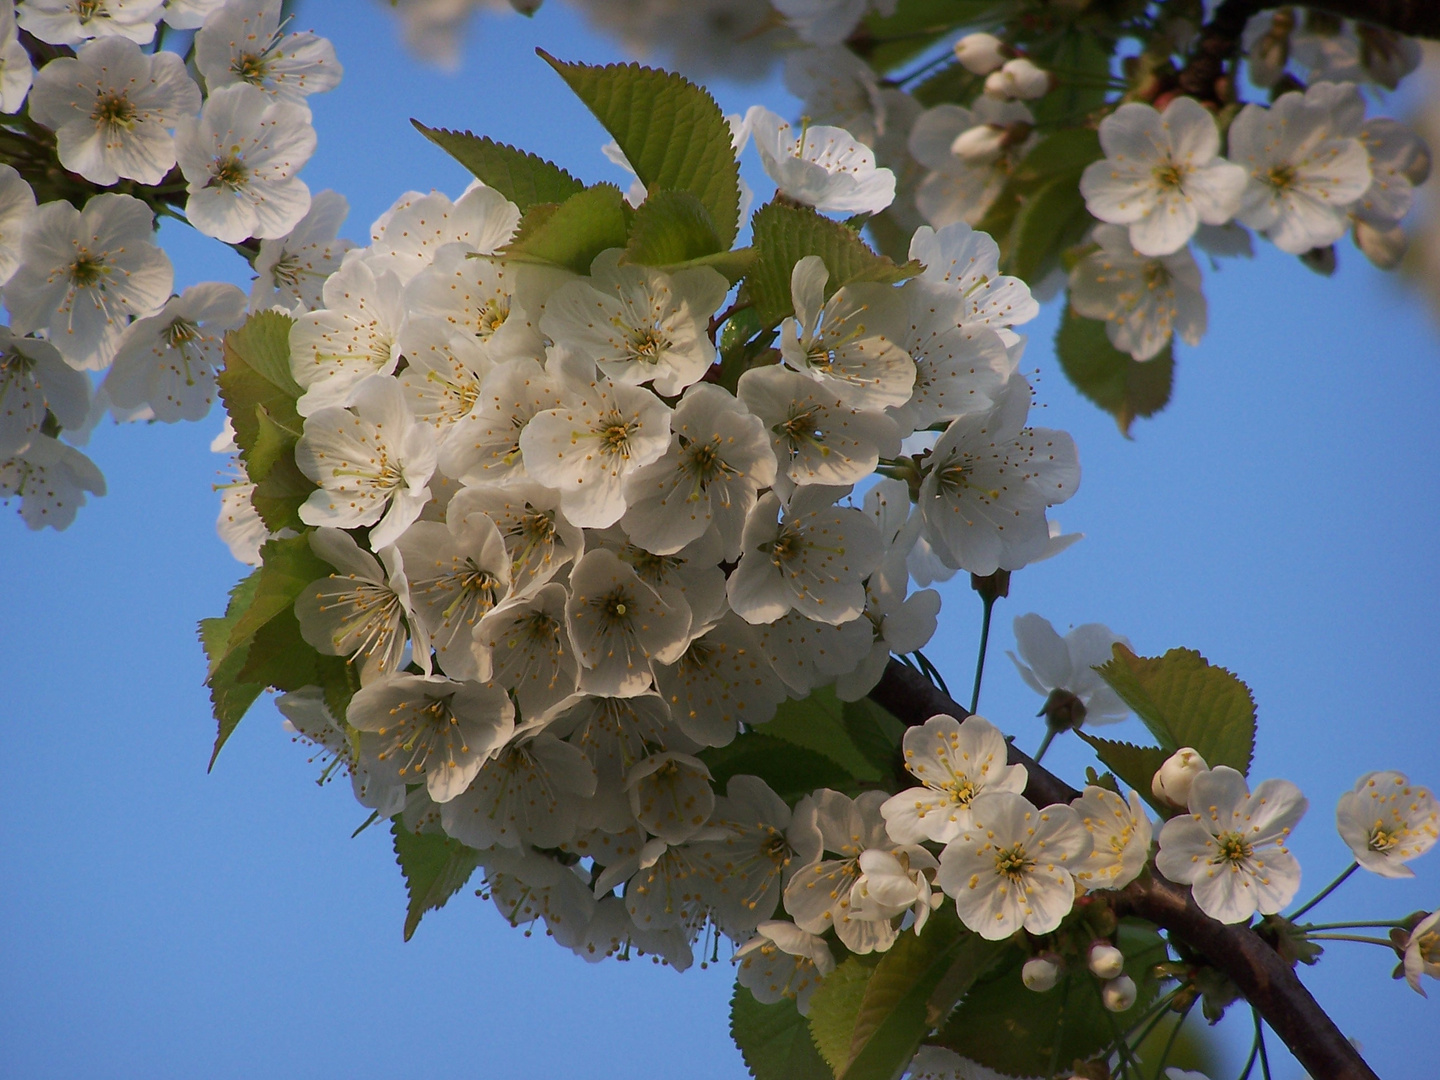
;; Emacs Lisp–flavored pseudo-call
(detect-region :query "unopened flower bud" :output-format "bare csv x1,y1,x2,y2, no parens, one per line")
1400,137,1432,186
1353,222,1407,270
1152,747,1207,808
949,124,1007,164
1102,974,1137,1012
985,58,1052,101
1022,954,1062,992
1087,941,1125,980
954,32,1008,75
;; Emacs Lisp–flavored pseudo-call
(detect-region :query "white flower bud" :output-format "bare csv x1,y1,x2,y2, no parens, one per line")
949,124,1007,164
1102,974,1137,1012
1152,747,1208,808
985,57,1051,100
1022,955,1061,992
954,32,1007,75
1353,222,1408,270
1087,941,1125,980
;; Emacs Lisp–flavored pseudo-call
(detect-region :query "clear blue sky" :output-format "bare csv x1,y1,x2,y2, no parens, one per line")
2,4,1437,1077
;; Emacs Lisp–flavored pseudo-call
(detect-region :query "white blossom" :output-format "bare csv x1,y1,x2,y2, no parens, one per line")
1006,613,1131,725
16,0,164,45
0,328,90,455
161,0,227,29
1402,910,1440,996
403,239,542,363
0,165,32,285
1072,786,1153,892
0,1,33,114
1070,224,1206,361
734,921,834,1015
4,192,172,370
783,46,885,147
626,751,715,844
753,609,872,697
275,686,403,816
1155,766,1307,924
442,732,596,849
366,184,519,283
747,105,896,216
474,583,579,722
0,433,104,528
27,36,199,186
654,612,786,747
194,0,341,104
908,222,1039,339
1335,770,1438,879
1088,940,1125,978
249,189,353,312
936,791,1091,939
909,99,1034,229
447,481,582,599
771,0,893,47
175,82,316,244
436,356,564,488
1079,97,1249,257
564,547,691,697
290,259,406,416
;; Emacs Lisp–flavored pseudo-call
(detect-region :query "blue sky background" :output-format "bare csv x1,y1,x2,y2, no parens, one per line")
2,3,1438,1077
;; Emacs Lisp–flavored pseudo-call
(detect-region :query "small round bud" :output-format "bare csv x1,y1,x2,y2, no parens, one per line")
985,57,1051,100
1087,941,1125,980
1022,955,1062,992
953,32,1008,75
1152,747,1208,808
1353,222,1407,270
949,124,1007,164
1102,974,1137,1012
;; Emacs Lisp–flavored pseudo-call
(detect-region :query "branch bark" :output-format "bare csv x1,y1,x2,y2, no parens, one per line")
868,659,1381,1080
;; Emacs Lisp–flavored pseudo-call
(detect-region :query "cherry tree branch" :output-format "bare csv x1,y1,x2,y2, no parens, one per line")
868,660,1381,1080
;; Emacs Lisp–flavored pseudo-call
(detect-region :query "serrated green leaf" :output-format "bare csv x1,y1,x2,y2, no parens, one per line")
668,246,757,285
246,403,302,484
1076,733,1170,812
249,452,315,533
1055,303,1174,437
541,51,741,246
218,312,300,462
937,921,1167,1077
699,731,858,803
1096,645,1257,776
391,820,482,941
411,123,584,211
808,956,880,1072
226,534,330,650
501,183,630,275
731,985,835,1080
763,686,886,783
1009,175,1094,285
976,129,1102,267
622,189,724,267
200,571,265,770
746,202,920,326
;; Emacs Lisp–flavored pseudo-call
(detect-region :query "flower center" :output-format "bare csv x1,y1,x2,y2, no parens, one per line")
628,326,669,364
1152,161,1187,189
210,155,250,191
994,843,1033,882
946,776,977,806
1212,830,1254,866
232,51,270,85
475,297,509,338
76,0,104,21
373,697,468,777
92,93,136,128
597,587,636,630
68,252,105,288
1418,930,1440,965
1266,164,1296,191
596,411,636,457
1368,824,1402,852
163,317,200,349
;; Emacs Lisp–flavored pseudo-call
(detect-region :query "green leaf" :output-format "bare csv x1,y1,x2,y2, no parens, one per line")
1075,734,1170,812
410,123,584,212
249,452,315,533
1027,30,1113,129
622,189,723,267
199,570,264,769
842,697,906,780
746,201,920,326
807,956,879,1072
699,731,858,803
1096,645,1257,775
669,246,757,285
730,985,835,1080
1009,175,1094,285
541,51,741,245
937,920,1168,1077
391,820,482,941
218,311,300,460
762,686,887,783
975,128,1102,272
246,403,302,483
501,183,630,275
1055,304,1174,437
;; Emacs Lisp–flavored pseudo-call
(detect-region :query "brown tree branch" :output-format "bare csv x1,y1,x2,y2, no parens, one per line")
868,660,1381,1080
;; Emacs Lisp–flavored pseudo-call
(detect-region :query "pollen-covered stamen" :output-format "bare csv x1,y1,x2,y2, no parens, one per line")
373,696,471,778
506,506,560,573
993,843,1034,883
594,586,639,635
626,324,671,365
67,252,106,288
475,297,510,340
945,777,978,807
1368,823,1402,852
678,434,737,495
1152,161,1188,189
232,52,270,85
1211,830,1255,868
314,579,405,663
1266,163,1297,191
91,92,138,129
208,154,250,191
595,410,639,459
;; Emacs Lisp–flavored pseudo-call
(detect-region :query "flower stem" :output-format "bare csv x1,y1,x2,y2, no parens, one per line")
1253,1009,1273,1080
1289,861,1358,919
1236,1028,1260,1080
1305,934,1395,946
1152,999,1194,1080
969,592,996,713
1300,920,1403,931
1034,726,1058,763
1091,978,1143,1079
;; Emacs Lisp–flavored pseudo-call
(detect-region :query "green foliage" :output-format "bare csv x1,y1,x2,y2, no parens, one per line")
1098,645,1257,775
764,687,895,784
860,0,1000,72
217,311,314,532
746,202,920,326
730,985,834,1080
810,910,1008,1080
502,183,631,275
391,820,482,941
1076,734,1170,812
1026,28,1113,128
411,123,584,211
700,732,859,803
623,189,723,266
937,920,1168,1077
541,51,742,246
199,572,266,767
1055,303,1174,437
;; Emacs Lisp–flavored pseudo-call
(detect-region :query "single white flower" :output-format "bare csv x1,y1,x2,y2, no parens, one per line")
0,165,33,285
653,612,787,748
249,189,354,312
1402,910,1440,996
0,433,104,528
1072,786,1153,892
160,0,227,30
908,222,1039,339
27,36,198,186
518,367,672,530
1070,224,1207,361
0,1,34,114
1155,765,1307,924
441,733,596,849
1352,118,1429,232
727,486,882,627
881,713,1027,844
366,184,519,282
175,82,316,243
194,0,341,104
290,258,405,416
393,317,490,434
4,192,172,370
0,328,90,455
1007,612,1132,726
349,673,515,804
474,582,579,723
746,105,896,215
103,282,247,423
1228,81,1373,255
1335,770,1439,879
541,249,727,397
909,99,1034,229
936,790,1091,939
917,375,1079,576
436,356,564,488
294,375,436,548
17,0,164,45
734,920,835,1015
1152,747,1209,809
1080,97,1249,257
403,239,542,364
625,751,715,845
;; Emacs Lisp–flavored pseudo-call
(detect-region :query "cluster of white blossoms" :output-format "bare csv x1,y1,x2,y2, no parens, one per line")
0,0,339,527
219,107,1090,966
